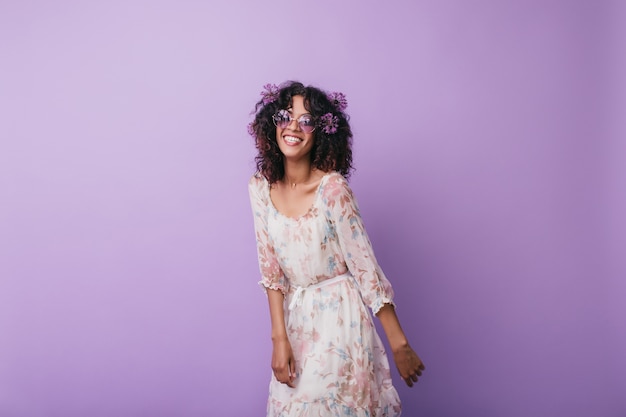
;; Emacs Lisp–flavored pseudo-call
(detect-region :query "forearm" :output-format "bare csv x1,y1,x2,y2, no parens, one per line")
376,303,409,351
377,303,425,386
266,288,296,386
267,288,288,341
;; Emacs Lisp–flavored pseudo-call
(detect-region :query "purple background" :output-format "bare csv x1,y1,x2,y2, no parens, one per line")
1,1,624,416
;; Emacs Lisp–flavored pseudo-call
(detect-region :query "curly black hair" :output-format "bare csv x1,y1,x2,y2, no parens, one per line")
249,81,353,184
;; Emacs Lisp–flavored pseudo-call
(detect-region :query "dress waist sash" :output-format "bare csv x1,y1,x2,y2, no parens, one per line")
288,272,352,310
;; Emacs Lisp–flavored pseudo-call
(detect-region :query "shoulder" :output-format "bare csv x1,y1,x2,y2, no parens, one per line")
249,172,267,188
248,172,269,200
320,171,355,203
321,171,350,191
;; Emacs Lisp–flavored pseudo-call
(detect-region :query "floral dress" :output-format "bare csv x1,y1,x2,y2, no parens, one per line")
249,171,402,417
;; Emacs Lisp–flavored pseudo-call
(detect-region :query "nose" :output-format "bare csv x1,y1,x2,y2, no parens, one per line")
287,117,301,131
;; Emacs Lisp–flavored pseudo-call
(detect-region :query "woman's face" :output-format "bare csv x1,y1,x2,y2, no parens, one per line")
275,95,315,161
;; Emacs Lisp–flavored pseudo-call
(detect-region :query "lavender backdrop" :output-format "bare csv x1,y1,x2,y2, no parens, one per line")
1,1,624,416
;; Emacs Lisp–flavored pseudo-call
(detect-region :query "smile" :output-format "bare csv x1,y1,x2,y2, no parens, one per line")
283,135,303,145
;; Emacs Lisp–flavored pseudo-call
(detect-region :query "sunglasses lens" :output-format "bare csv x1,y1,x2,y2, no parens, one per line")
298,116,315,133
273,110,290,128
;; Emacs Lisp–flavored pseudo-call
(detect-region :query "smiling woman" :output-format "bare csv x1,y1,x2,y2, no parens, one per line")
247,81,425,417
248,82,353,186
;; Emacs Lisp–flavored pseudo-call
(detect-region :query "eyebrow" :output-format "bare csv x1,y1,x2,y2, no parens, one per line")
287,108,312,118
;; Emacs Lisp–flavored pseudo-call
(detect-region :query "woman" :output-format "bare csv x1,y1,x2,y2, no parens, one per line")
248,81,425,417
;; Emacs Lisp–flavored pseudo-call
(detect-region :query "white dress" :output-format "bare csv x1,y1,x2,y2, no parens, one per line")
249,171,402,417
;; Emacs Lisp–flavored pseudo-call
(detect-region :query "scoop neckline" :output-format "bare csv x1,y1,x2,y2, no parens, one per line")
266,171,335,221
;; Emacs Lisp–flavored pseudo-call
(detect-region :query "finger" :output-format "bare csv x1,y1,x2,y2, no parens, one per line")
286,358,296,387
273,364,291,383
289,357,296,379
284,375,295,387
404,377,414,387
273,370,287,384
276,374,294,387
411,373,418,382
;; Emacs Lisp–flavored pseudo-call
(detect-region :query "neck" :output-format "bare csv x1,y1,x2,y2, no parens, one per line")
283,160,313,188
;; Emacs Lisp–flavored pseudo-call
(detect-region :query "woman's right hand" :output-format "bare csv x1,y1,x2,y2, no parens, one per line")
271,337,296,388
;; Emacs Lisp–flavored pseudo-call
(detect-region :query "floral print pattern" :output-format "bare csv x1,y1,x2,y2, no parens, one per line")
249,172,401,417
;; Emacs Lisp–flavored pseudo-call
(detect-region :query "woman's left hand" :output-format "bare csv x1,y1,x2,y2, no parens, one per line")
392,344,425,387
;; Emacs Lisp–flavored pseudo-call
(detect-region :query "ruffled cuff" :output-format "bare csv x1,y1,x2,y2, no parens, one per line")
371,297,396,316
258,278,289,295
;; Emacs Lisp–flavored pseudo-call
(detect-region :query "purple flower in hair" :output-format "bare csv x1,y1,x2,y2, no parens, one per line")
261,83,279,105
320,113,339,135
327,91,347,112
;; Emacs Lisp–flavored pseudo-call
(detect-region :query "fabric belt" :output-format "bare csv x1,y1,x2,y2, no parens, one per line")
288,272,352,311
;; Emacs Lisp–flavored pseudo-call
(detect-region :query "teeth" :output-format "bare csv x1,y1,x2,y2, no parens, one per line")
284,136,302,144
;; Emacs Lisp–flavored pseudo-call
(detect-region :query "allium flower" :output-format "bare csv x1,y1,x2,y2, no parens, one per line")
327,91,347,112
261,83,279,105
320,113,339,135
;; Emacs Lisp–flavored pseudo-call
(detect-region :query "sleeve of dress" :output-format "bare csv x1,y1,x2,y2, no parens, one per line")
248,174,289,295
322,174,395,314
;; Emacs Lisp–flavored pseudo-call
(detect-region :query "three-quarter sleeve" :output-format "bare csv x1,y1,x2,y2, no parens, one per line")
248,174,288,294
322,174,395,314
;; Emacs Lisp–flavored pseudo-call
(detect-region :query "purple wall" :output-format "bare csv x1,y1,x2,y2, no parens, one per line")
1,1,624,416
